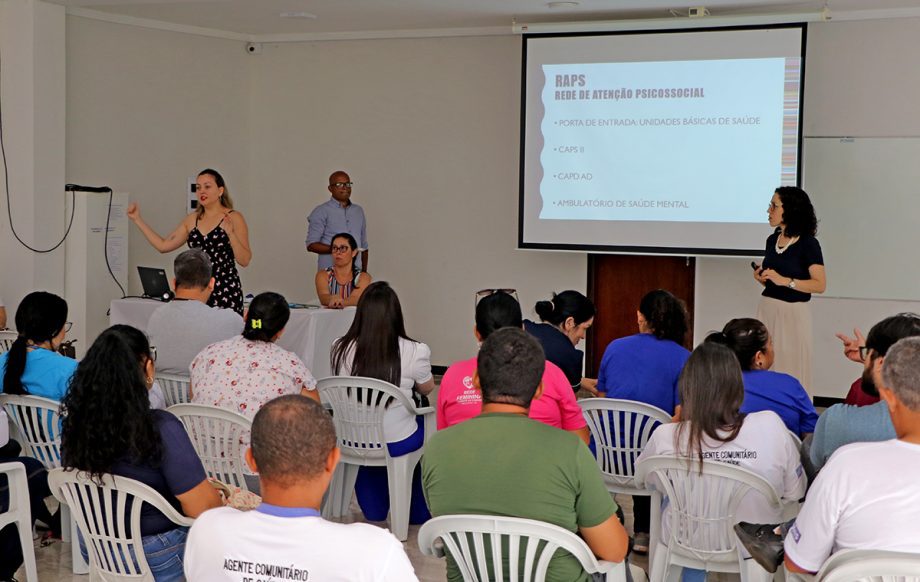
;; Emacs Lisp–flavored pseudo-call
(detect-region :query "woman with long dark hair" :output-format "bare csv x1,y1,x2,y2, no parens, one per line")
595,289,691,554
330,281,434,523
637,342,805,577
0,291,76,401
127,168,251,314
314,232,373,308
707,318,818,437
61,325,221,581
191,291,320,416
525,290,598,394
753,186,826,391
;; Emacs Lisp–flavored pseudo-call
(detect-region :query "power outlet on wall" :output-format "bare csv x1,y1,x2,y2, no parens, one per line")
188,177,198,214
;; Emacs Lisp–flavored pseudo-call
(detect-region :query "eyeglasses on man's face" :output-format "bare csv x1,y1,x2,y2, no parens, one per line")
332,181,353,188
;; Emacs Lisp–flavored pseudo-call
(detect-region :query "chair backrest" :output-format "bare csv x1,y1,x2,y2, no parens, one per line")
418,514,624,582
816,549,920,582
635,455,781,564
579,398,671,489
155,374,190,407
48,468,193,582
166,403,252,490
0,394,64,469
0,330,17,354
316,376,423,461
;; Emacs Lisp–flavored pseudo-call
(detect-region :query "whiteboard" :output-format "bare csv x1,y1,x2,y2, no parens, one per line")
803,137,920,301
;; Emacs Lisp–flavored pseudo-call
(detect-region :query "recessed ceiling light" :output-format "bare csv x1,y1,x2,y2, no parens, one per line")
280,11,318,19
547,1,580,8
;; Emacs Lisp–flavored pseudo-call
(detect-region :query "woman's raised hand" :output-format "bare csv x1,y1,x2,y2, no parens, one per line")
126,202,140,221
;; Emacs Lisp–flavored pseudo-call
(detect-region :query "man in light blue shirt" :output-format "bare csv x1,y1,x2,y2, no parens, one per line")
306,170,368,271
809,313,920,471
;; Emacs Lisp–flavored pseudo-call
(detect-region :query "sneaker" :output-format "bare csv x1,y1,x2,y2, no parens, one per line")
633,532,650,554
733,522,785,573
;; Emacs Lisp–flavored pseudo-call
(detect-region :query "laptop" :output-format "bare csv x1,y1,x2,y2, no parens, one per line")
137,266,173,301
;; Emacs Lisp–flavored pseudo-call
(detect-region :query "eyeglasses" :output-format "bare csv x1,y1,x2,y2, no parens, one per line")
63,322,73,333
859,346,870,362
332,182,354,188
475,288,519,309
149,346,157,362
768,201,783,211
331,245,352,254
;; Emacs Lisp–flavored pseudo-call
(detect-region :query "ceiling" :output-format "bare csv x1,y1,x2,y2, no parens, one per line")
52,0,920,36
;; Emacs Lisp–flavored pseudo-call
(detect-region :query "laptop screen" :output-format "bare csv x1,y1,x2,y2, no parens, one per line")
137,266,172,300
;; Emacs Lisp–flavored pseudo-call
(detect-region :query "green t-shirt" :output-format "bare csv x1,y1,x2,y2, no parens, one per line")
422,412,618,582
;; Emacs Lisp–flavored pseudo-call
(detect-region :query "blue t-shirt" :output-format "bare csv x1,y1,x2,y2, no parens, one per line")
524,320,583,389
740,370,818,436
597,333,689,415
0,348,78,401
110,410,207,536
809,401,895,472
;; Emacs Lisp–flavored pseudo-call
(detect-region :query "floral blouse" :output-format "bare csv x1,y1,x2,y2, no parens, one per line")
190,335,316,420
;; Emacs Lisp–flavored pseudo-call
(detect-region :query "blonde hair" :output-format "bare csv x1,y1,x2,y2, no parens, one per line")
196,168,233,218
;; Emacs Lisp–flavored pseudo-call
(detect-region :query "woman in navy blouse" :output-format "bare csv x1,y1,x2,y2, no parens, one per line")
707,318,818,437
524,290,598,394
753,186,826,391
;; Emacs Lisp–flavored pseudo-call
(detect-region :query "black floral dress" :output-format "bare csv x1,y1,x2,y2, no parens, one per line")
187,213,243,315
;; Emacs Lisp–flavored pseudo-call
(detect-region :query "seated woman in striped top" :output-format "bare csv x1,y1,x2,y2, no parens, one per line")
314,232,373,309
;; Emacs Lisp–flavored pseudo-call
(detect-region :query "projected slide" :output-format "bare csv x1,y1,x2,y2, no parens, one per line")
520,26,806,255
540,58,794,222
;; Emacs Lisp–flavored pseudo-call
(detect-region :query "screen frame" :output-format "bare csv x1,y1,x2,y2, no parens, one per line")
517,22,808,257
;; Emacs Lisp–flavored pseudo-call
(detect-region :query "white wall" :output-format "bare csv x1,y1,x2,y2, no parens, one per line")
58,14,920,383
65,14,251,297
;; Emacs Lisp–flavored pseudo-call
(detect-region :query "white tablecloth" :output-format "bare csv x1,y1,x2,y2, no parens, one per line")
109,298,355,379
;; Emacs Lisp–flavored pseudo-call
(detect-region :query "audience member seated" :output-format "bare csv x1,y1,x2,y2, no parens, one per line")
147,249,243,376
837,328,881,407
314,232,373,309
191,291,320,419
808,313,920,472
184,395,418,581
737,337,920,575
423,327,629,582
437,289,589,444
595,288,691,554
525,290,598,394
60,325,222,581
0,291,75,401
330,281,434,524
707,318,818,437
0,408,62,578
638,342,806,580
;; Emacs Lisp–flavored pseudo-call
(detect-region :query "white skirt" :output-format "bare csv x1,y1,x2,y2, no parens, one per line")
756,296,813,393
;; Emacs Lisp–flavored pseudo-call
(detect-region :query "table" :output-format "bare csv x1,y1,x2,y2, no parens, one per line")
109,298,355,379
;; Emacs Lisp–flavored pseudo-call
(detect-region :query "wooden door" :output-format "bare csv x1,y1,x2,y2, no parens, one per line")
586,255,696,377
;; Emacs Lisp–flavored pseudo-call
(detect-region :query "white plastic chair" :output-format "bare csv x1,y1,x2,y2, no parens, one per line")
166,403,252,490
155,373,190,407
0,330,17,353
316,375,434,541
635,455,786,582
580,398,671,568
813,548,920,582
0,394,89,574
48,468,194,582
0,462,38,582
418,514,628,582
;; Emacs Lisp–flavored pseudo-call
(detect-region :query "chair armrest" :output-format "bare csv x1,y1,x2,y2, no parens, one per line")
596,559,628,581
0,462,28,522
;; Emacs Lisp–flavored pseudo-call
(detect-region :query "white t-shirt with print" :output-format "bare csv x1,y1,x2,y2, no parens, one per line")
184,506,418,582
337,336,433,442
639,410,806,529
785,439,920,573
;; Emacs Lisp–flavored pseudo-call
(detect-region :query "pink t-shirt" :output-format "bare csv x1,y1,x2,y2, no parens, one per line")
437,357,586,431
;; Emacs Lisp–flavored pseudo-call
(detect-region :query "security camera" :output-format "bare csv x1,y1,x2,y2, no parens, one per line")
246,43,262,55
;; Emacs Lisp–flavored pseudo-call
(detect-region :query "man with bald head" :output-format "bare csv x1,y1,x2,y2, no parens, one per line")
184,395,417,580
306,170,368,272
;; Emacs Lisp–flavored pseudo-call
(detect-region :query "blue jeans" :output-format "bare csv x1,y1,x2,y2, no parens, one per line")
80,526,189,582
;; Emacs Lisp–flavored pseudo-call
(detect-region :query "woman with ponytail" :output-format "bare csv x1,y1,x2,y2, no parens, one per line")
706,318,818,436
61,325,221,581
524,290,598,394
190,291,319,420
0,291,76,401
